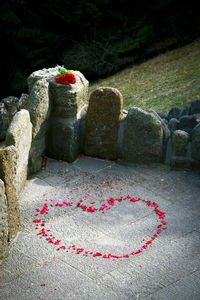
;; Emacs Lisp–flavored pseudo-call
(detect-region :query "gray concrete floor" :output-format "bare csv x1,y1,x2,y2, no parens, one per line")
0,157,200,300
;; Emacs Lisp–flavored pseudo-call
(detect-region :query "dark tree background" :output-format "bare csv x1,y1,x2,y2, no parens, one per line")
1,0,200,98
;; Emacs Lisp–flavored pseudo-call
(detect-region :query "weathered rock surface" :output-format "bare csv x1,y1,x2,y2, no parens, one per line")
47,117,80,162
172,130,189,156
146,109,170,158
168,118,180,134
17,93,29,110
0,179,8,261
84,87,123,160
122,107,163,163
190,99,200,115
28,67,89,166
0,146,20,242
49,73,89,119
179,115,198,129
27,79,51,173
157,111,168,120
179,104,191,118
191,123,200,163
0,97,18,141
6,109,32,195
167,106,181,121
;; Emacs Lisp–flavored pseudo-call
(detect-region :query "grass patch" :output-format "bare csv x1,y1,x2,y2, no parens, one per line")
89,39,200,113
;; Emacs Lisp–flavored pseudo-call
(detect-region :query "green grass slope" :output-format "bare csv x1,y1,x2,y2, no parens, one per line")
89,39,200,113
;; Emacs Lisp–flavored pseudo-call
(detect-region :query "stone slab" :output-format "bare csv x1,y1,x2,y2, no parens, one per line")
0,146,21,242
148,269,200,300
0,179,7,261
0,157,199,299
122,107,163,163
6,109,32,195
0,258,92,300
85,87,123,160
47,117,80,162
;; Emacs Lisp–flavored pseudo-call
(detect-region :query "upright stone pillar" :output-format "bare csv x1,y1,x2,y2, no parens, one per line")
27,78,51,173
84,87,123,160
27,67,88,166
0,179,8,260
6,109,32,195
47,71,89,162
0,146,21,242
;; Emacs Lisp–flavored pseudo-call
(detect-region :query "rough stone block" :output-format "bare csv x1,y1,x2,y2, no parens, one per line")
168,118,180,134
122,107,163,163
27,79,51,140
0,97,18,141
17,93,29,110
49,72,89,118
167,106,181,120
0,179,8,261
179,104,191,118
172,130,189,156
27,67,88,170
190,98,200,115
179,115,198,129
6,109,32,195
47,117,80,162
27,79,51,173
84,87,123,160
146,109,170,159
0,146,21,242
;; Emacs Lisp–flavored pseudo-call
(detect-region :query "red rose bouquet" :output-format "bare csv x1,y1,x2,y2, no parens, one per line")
55,68,76,85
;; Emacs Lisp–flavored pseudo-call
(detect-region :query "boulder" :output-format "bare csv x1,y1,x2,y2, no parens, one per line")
178,115,198,138
84,87,123,160
47,117,80,162
122,107,163,163
17,93,29,110
146,109,170,159
0,179,8,261
0,146,21,242
0,103,7,141
179,115,198,129
190,99,200,115
0,97,19,141
191,123,200,163
168,118,180,134
167,107,181,121
172,130,189,156
1,96,18,117
27,79,51,173
6,110,32,195
157,111,168,120
179,104,191,118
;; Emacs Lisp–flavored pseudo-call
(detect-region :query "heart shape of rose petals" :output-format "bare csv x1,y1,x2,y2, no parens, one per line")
33,181,167,260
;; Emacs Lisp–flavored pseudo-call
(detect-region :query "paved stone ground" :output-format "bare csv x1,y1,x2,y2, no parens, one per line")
0,156,200,300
